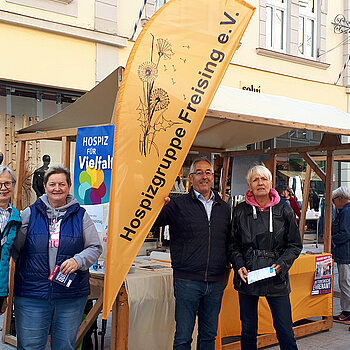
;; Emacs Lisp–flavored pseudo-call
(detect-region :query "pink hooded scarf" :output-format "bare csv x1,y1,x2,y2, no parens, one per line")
245,188,280,210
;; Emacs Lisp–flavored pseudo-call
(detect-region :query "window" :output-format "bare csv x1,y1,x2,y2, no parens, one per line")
266,0,287,52
298,0,316,58
259,0,325,65
0,82,83,120
155,0,168,12
5,0,77,16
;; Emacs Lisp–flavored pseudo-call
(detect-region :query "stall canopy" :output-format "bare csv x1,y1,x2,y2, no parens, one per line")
19,69,350,148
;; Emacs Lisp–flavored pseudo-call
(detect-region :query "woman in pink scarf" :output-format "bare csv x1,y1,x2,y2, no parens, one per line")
228,165,302,350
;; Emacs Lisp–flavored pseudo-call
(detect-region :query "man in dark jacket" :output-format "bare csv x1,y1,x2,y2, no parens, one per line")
332,186,350,322
155,157,231,350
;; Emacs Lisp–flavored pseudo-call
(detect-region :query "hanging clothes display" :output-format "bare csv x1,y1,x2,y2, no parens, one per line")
289,176,303,206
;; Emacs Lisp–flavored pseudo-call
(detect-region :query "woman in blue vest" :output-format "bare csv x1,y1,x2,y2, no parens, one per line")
13,164,102,350
0,166,21,316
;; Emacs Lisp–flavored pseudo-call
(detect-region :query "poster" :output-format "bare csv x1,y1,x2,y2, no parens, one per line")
74,125,115,205
311,254,332,295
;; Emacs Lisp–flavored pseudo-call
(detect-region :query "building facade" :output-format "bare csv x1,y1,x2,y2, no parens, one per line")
1,0,350,191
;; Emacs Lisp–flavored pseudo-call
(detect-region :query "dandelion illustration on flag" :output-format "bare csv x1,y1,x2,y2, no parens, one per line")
137,35,180,157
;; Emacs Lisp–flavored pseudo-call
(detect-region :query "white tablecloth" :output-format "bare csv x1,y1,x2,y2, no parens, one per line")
125,261,197,350
125,262,175,350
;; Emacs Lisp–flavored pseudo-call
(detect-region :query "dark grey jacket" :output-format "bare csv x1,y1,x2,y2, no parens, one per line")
228,200,302,296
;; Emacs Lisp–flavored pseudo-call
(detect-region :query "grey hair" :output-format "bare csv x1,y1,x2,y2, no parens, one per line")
43,164,71,186
0,166,16,184
246,164,272,184
332,186,350,200
189,157,213,174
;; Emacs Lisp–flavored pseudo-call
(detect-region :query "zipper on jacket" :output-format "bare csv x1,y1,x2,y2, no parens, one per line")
268,207,273,252
47,214,53,301
205,221,211,281
204,201,217,281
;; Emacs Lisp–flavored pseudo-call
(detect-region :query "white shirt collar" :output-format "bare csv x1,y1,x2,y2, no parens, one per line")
193,189,215,202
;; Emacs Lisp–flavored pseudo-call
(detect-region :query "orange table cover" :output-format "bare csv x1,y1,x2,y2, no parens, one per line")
218,253,333,340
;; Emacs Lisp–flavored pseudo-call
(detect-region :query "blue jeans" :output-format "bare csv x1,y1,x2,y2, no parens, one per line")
239,293,298,350
15,296,88,350
173,278,224,350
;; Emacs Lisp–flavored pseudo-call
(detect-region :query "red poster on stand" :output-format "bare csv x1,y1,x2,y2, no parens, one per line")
311,254,332,295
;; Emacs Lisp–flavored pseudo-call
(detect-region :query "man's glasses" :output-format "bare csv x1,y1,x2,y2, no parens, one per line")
192,170,213,176
0,181,14,190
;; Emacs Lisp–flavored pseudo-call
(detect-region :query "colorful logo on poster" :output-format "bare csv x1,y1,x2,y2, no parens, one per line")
78,167,107,205
74,125,115,205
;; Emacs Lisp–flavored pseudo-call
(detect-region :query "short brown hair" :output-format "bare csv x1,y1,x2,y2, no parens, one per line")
44,164,71,186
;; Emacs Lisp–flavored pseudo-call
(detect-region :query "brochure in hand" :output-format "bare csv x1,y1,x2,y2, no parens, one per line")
247,266,276,284
48,265,77,288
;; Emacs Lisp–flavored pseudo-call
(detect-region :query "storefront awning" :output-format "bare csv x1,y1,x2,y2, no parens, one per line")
19,69,350,150
198,85,350,149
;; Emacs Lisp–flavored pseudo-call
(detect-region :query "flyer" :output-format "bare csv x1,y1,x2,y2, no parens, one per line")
247,266,276,284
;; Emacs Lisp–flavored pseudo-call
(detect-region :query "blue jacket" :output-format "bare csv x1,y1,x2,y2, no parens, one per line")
0,204,21,297
14,199,90,299
332,202,350,264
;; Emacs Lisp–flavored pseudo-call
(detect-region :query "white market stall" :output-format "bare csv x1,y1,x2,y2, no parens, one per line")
5,67,350,349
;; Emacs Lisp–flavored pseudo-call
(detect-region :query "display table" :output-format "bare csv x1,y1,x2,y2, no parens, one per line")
117,253,332,350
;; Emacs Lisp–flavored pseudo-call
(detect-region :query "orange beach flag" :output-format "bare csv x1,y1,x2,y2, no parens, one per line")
102,0,255,319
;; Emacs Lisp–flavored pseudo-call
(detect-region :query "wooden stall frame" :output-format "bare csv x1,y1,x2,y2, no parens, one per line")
3,63,349,347
4,131,347,349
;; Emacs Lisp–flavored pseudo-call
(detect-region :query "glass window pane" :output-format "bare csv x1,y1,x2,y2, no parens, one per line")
298,17,304,55
275,9,284,50
299,0,314,13
12,95,36,119
42,99,57,119
266,6,273,48
155,0,167,11
306,19,314,57
0,88,6,116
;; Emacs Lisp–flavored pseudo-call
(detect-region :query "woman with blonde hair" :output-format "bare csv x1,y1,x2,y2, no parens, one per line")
229,164,302,350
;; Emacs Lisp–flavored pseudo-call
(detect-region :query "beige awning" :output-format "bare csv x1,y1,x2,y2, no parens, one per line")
19,69,119,133
278,170,322,181
19,69,350,150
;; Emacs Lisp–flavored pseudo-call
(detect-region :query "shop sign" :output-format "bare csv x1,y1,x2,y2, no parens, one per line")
240,81,261,93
